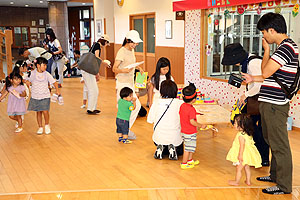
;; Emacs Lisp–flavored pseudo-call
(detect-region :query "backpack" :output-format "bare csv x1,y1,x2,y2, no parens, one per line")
273,61,300,100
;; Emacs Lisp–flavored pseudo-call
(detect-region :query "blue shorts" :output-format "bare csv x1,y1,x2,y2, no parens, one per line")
116,118,129,135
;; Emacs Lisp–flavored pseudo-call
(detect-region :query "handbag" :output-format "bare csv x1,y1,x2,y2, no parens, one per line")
246,94,260,115
77,43,102,75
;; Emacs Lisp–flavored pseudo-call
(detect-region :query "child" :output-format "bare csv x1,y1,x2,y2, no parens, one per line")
226,114,262,186
148,57,174,108
0,72,27,133
26,57,60,134
179,83,207,169
116,87,136,144
147,80,183,160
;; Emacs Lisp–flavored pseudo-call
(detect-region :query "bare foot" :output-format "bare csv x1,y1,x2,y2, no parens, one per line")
228,180,239,186
244,180,251,186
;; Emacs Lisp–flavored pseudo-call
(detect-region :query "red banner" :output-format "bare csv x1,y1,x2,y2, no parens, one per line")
173,0,275,11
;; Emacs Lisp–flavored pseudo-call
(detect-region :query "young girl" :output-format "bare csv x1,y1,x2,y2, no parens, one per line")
226,114,262,186
148,57,174,108
26,57,60,134
0,72,27,133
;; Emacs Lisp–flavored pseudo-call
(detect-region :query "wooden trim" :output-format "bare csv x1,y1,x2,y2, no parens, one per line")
293,126,300,131
104,18,106,34
200,10,208,79
130,12,155,17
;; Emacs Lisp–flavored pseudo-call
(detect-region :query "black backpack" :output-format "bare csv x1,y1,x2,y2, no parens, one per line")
273,61,300,100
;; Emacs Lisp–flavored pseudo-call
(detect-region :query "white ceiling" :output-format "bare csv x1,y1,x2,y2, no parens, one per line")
0,0,93,8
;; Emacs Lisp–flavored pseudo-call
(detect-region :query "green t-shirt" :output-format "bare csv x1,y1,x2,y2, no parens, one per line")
117,98,134,121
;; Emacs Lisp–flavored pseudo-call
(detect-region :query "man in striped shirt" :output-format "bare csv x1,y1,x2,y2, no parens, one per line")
242,13,298,195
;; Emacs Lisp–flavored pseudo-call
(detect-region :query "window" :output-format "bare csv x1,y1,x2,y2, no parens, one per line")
204,7,293,80
13,26,30,48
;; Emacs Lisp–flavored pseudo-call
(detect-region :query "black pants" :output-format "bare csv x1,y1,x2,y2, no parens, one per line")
154,142,184,156
251,114,270,163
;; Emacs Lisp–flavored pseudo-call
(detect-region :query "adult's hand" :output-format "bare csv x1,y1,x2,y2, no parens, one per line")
241,72,253,84
240,94,246,104
262,38,270,52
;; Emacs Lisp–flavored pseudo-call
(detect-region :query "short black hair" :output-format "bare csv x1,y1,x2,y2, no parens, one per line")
18,48,27,56
74,50,80,55
160,80,177,98
182,84,197,103
257,12,287,34
35,57,48,66
120,87,133,99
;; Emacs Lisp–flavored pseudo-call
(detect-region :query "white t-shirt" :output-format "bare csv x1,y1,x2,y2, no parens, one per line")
245,55,262,97
48,39,61,50
115,47,136,84
28,47,52,61
147,98,183,146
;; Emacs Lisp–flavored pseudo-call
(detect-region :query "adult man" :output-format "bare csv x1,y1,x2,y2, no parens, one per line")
242,13,298,195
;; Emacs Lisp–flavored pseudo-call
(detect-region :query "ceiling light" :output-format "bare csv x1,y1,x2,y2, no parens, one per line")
82,3,86,5
40,0,43,3
25,4,29,7
10,2,14,4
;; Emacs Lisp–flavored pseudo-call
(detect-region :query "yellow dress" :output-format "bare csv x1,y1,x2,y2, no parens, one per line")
226,131,262,168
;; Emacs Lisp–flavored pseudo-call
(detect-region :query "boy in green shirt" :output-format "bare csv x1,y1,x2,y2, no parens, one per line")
116,87,136,144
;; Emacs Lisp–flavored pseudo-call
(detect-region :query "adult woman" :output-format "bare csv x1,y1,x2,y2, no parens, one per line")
82,34,110,114
45,28,64,88
113,30,143,133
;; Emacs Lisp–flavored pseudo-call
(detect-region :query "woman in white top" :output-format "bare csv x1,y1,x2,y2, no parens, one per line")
148,57,174,107
113,30,143,132
147,80,184,160
45,28,64,88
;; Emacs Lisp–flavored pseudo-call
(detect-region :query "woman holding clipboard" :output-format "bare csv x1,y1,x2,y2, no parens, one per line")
113,30,144,137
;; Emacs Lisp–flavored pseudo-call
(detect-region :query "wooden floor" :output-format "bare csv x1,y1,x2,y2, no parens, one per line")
0,78,300,199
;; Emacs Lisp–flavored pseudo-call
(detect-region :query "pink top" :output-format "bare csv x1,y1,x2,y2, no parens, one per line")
7,85,26,114
27,69,56,100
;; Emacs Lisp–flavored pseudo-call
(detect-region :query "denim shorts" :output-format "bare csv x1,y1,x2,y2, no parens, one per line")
116,118,129,135
28,98,50,111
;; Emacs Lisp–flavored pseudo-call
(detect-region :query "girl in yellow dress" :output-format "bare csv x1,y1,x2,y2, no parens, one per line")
226,114,262,186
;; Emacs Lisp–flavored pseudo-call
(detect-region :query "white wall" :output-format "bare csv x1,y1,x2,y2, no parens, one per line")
93,0,115,43
114,0,184,47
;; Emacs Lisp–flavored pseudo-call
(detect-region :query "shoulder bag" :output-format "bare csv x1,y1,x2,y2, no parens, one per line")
77,43,102,75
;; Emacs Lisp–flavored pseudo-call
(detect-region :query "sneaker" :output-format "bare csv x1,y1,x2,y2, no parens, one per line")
154,144,164,159
256,176,274,182
118,137,123,142
80,105,86,109
168,144,178,160
45,125,51,134
15,122,19,128
262,186,290,195
15,128,23,133
58,96,64,105
181,163,194,169
93,109,101,113
51,94,58,102
122,139,132,144
87,110,97,115
187,160,200,166
37,127,43,135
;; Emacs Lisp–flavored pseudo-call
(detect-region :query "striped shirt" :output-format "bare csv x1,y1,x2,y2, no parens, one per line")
258,38,299,105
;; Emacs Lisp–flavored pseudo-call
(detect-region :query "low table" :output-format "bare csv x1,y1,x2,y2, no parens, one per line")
193,104,231,136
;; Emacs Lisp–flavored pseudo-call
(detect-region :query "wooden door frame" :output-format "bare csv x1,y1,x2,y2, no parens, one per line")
130,12,155,71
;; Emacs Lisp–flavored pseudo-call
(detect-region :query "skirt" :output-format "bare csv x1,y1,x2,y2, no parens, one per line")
28,98,50,111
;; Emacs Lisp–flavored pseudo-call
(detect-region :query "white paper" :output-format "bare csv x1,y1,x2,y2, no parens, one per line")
124,61,144,69
11,89,21,99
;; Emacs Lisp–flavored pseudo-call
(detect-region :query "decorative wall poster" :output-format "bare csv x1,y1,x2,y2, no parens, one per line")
38,28,45,33
30,28,38,34
39,19,44,26
293,4,299,17
135,72,148,88
32,21,36,26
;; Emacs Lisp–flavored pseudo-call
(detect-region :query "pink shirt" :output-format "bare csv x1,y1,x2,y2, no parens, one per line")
28,69,56,100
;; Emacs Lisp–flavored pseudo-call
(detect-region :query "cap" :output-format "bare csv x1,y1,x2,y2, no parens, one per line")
126,30,143,43
100,34,110,43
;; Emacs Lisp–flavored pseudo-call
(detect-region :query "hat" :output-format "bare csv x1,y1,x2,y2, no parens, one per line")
126,30,143,43
100,34,110,43
221,43,248,65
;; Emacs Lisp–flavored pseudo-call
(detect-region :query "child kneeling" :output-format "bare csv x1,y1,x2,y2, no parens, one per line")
116,87,136,144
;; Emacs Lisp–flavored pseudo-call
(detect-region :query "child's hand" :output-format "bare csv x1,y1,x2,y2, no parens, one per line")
238,155,243,164
201,124,207,129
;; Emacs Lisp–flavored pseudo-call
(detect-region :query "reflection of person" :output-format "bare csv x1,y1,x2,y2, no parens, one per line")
226,114,262,186
179,83,206,169
45,28,64,88
82,35,110,114
242,13,298,195
147,80,183,160
113,30,143,135
222,43,269,167
148,57,174,108
116,87,136,144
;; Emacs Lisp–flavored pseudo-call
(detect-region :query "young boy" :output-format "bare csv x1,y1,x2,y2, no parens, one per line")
116,87,136,144
179,83,206,169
